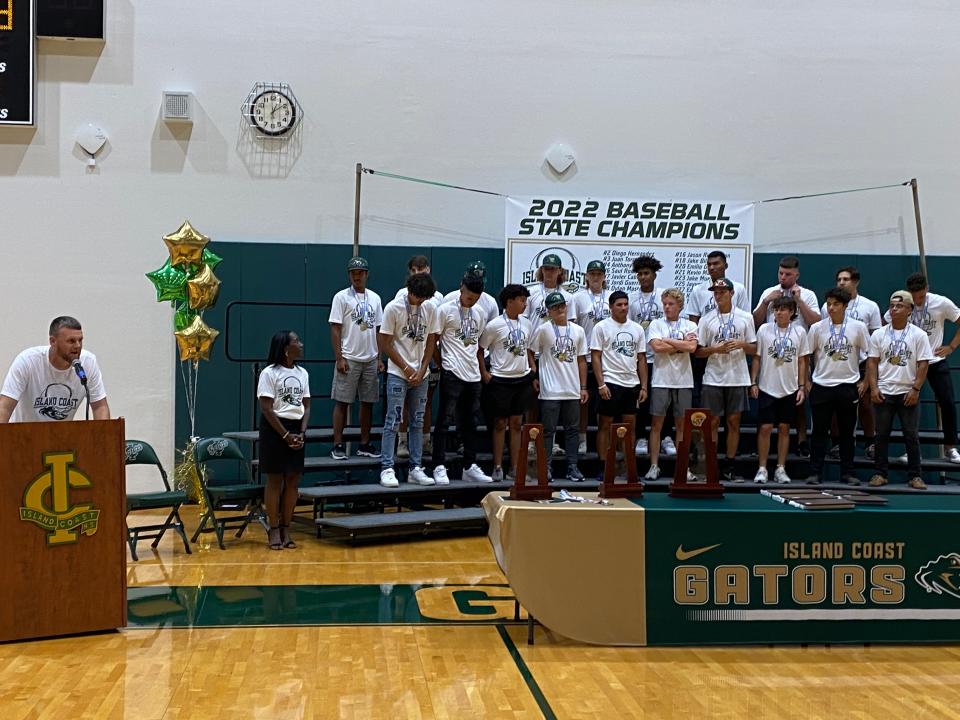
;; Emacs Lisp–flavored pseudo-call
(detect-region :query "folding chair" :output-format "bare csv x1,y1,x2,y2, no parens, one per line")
125,439,192,561
190,437,264,549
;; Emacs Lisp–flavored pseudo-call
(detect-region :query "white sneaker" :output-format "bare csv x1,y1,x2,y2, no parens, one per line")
645,464,661,480
661,437,677,457
408,466,434,485
552,443,565,456
896,453,908,464
754,467,769,484
433,465,450,485
396,435,409,458
635,439,649,456
462,463,493,483
578,435,587,455
687,470,697,482
379,468,399,488
774,466,791,484
947,448,960,464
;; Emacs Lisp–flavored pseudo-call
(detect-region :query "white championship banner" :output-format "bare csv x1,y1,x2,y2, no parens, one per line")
505,196,755,301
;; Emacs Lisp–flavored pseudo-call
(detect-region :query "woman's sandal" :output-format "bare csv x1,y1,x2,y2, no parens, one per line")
280,525,296,549
268,526,282,550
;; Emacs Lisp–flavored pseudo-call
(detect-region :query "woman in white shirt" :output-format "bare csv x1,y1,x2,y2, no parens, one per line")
257,331,310,550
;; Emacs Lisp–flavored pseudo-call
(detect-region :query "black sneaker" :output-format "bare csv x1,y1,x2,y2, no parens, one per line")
722,467,739,483
806,474,821,485
844,475,860,486
356,443,381,458
330,443,347,460
797,440,811,458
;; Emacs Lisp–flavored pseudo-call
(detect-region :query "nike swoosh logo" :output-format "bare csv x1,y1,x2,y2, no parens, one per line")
676,543,721,561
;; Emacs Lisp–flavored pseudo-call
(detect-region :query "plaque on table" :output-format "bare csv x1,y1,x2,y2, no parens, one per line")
511,424,552,501
669,408,723,498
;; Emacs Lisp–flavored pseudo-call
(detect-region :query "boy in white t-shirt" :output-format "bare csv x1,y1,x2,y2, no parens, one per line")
750,297,810,484
528,292,588,481
628,254,666,457
573,259,612,454
590,291,647,479
868,290,935,489
807,287,872,485
378,273,440,488
328,256,383,460
644,289,697,480
393,255,445,460
432,273,492,484
696,278,757,482
479,284,535,482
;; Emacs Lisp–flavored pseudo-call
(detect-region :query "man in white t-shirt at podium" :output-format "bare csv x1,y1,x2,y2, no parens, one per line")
0,316,110,423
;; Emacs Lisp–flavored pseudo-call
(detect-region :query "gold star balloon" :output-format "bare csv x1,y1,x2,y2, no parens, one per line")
187,264,221,310
174,316,220,362
163,220,209,269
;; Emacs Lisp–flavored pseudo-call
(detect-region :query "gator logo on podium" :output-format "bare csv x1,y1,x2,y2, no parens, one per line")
915,553,960,600
19,451,100,545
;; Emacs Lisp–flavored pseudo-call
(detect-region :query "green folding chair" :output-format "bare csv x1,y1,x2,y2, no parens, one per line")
125,439,192,561
190,437,264,549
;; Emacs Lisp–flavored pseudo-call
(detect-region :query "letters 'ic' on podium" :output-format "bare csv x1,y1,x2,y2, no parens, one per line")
511,423,552,501
0,419,127,642
600,423,642,499
670,408,724,499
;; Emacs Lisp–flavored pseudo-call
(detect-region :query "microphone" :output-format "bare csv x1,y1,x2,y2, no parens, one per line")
73,361,88,386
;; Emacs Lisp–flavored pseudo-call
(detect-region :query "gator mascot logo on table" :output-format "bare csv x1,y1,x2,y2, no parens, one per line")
915,553,960,599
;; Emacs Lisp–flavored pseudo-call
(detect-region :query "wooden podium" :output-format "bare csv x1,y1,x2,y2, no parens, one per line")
0,419,127,642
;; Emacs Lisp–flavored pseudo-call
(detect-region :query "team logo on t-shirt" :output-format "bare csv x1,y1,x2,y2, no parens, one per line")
588,307,611,323
613,332,636,357
403,319,427,342
825,337,852,362
767,338,797,364
501,332,527,357
33,383,80,420
278,376,304,406
456,316,480,347
552,337,576,363
911,306,935,336
885,341,912,367
351,304,377,330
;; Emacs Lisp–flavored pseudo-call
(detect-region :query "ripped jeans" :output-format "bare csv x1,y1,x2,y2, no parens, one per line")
382,372,429,469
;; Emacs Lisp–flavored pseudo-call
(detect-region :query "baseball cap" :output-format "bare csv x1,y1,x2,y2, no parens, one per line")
586,260,606,272
541,254,562,268
347,257,369,271
466,260,486,278
544,291,567,309
709,278,734,291
890,290,914,307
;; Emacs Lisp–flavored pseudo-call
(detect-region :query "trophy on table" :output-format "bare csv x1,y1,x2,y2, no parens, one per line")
670,408,724,498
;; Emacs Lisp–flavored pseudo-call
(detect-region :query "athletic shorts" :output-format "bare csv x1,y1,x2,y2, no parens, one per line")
701,384,748,417
598,382,641,419
757,390,797,426
650,387,693,418
482,374,534,419
331,357,379,404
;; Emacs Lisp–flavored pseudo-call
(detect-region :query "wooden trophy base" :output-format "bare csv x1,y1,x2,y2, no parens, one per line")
599,423,642,499
510,423,552,501
669,408,724,499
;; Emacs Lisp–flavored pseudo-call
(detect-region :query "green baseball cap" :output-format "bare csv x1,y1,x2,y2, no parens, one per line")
541,253,562,268
709,277,734,291
544,291,567,309
586,260,605,272
466,260,486,278
347,256,369,271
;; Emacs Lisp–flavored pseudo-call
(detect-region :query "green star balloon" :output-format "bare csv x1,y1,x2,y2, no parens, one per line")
174,304,199,331
146,259,189,303
202,248,223,271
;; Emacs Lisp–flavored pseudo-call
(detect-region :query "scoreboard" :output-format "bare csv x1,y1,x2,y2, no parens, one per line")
0,0,35,126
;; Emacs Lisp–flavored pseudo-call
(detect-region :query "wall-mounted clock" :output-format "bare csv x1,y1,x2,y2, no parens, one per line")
241,82,303,138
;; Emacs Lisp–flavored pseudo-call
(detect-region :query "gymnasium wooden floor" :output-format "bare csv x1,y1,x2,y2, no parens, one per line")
4,506,960,719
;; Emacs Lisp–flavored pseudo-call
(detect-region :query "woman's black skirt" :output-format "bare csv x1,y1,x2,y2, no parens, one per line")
259,416,305,474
